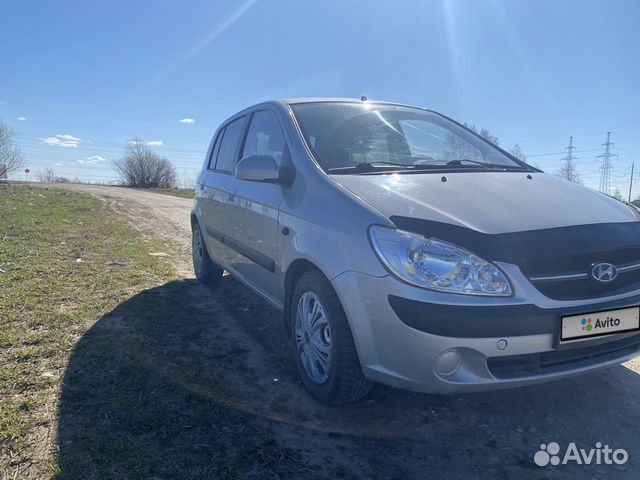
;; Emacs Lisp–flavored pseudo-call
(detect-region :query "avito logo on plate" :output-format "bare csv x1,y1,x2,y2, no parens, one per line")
561,306,639,341
581,316,621,332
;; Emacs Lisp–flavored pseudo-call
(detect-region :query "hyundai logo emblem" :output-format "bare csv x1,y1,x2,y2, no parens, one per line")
591,263,618,283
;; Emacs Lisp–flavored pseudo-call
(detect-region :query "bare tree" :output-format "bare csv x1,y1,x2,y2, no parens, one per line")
612,188,623,201
0,120,24,178
114,137,177,188
558,159,582,184
37,167,56,183
445,123,500,162
478,127,499,146
510,144,526,162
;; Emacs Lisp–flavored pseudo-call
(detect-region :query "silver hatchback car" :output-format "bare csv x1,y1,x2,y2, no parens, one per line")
191,98,640,403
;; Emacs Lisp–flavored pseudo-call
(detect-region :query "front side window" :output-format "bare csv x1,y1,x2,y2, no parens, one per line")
242,110,286,166
214,116,246,173
291,102,530,173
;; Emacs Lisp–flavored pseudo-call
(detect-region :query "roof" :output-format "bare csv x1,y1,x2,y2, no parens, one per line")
281,97,408,106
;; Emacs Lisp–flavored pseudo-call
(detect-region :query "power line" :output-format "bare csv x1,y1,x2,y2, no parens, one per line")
526,148,601,158
597,131,618,195
14,136,207,155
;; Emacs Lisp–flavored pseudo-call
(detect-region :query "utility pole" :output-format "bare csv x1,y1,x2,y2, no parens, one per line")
559,136,579,183
629,161,635,203
597,131,618,195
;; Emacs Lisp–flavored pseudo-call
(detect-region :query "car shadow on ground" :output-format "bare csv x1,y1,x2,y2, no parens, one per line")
56,276,640,479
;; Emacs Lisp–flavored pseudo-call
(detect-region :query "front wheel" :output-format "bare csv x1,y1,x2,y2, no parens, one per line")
290,270,371,403
192,222,223,284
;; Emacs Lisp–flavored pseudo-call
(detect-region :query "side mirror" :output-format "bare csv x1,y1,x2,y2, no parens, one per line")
235,155,282,183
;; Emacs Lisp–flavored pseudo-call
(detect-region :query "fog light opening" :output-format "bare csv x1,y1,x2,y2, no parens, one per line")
436,350,462,377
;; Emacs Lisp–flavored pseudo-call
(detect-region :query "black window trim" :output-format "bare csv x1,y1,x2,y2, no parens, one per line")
210,115,248,175
206,127,224,171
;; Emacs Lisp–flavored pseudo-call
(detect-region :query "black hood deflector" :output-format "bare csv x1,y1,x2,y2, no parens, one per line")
390,216,640,265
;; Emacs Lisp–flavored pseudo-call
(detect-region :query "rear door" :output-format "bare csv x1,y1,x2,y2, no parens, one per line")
224,108,288,305
199,115,247,267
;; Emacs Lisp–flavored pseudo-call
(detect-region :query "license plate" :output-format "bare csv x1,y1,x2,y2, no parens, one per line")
561,306,640,341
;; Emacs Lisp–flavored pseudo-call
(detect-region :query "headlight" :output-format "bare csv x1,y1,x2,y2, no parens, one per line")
369,226,512,296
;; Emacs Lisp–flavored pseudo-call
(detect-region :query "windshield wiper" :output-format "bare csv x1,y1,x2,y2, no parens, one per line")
446,159,505,170
326,160,531,175
446,159,530,171
326,162,414,174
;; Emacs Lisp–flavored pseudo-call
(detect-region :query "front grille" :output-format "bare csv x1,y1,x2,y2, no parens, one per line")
488,334,640,379
520,247,640,277
533,269,640,301
521,247,640,301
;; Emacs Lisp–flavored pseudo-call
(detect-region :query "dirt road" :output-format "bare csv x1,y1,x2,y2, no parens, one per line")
57,184,640,479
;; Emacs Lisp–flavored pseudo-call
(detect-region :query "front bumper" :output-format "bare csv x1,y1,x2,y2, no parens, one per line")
331,268,640,394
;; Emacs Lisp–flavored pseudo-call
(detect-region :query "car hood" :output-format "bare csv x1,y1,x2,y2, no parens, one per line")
331,172,638,234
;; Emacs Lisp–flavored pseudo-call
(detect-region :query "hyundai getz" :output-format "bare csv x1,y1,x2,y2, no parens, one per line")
191,98,640,403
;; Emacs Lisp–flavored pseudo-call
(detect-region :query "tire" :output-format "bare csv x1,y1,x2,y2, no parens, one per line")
192,222,223,284
290,270,372,403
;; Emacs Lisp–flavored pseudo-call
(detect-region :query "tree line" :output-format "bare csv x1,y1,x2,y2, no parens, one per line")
1,116,636,202
0,120,24,180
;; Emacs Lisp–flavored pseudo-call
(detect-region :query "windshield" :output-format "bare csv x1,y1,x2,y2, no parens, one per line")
291,102,530,173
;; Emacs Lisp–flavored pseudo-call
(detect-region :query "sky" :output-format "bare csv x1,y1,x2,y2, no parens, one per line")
1,0,639,197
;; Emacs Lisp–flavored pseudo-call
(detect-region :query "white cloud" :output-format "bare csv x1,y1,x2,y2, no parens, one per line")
42,137,60,146
127,139,164,147
51,162,63,167
16,116,27,121
42,133,81,148
42,137,75,147
58,134,80,142
179,118,195,125
78,155,106,165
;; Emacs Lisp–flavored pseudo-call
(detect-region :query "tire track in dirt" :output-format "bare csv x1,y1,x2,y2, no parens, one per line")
54,184,640,479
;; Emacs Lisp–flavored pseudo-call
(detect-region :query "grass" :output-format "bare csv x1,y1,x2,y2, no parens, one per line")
0,185,174,478
0,185,315,479
139,187,194,199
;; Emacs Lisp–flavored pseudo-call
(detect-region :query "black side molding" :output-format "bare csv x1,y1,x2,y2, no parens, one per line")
206,225,275,272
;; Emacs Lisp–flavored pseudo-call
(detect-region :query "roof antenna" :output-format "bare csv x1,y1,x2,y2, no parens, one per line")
360,95,368,102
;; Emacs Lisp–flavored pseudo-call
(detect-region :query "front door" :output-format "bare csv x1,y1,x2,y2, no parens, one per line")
224,108,288,305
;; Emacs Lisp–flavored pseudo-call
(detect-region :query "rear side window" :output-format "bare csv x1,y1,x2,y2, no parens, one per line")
214,116,246,173
207,130,223,170
242,110,286,166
